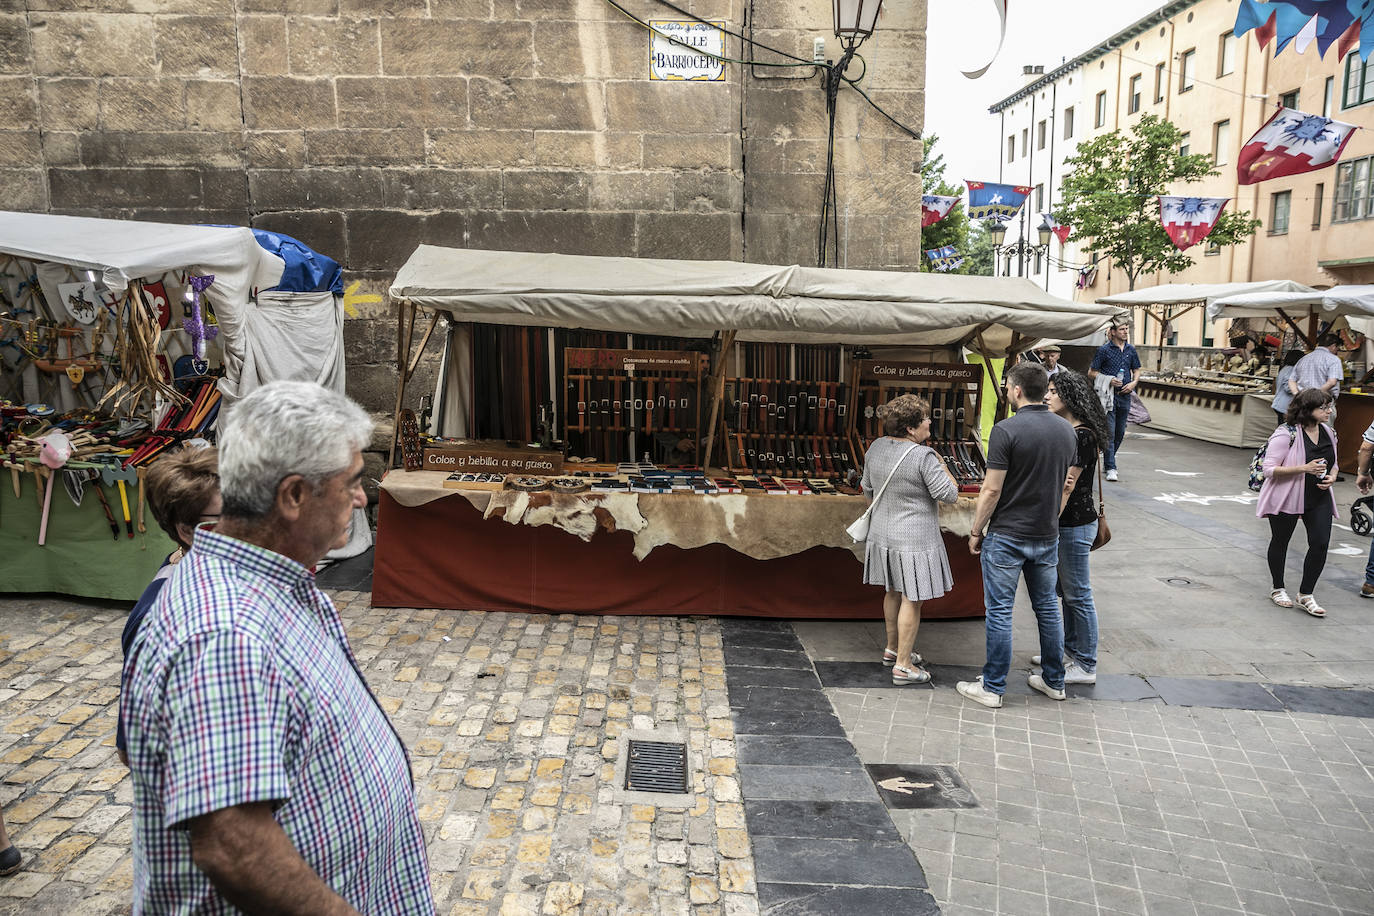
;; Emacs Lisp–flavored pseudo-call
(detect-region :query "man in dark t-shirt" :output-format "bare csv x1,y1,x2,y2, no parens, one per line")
958,362,1078,709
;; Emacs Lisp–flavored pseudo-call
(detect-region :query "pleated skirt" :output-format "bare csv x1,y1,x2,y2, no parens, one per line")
863,541,954,602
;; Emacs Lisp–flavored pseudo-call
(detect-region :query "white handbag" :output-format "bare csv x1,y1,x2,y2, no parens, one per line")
847,444,919,544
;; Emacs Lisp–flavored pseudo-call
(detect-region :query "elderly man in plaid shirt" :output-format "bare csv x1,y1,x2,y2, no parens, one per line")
122,381,433,915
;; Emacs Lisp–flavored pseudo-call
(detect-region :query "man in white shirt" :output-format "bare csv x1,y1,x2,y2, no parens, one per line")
1292,333,1344,401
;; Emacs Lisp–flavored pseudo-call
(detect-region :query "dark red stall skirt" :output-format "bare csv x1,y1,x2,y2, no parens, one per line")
372,491,985,619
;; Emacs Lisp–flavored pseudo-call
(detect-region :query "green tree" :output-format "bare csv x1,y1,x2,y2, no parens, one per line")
918,134,971,273
962,219,995,276
1058,114,1260,291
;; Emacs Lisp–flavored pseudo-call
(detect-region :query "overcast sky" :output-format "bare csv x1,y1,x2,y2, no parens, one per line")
923,0,1166,181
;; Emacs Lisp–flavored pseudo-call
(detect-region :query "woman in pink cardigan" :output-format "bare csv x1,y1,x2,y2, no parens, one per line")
1258,387,1339,617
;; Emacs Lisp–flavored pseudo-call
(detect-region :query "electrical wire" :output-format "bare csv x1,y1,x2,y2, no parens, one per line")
649,0,812,63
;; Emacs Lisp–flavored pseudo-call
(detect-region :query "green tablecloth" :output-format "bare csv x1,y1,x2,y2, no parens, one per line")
0,475,175,601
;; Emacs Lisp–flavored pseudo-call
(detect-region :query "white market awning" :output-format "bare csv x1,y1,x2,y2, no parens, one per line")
390,246,1127,351
1097,280,1318,310
1207,285,1374,323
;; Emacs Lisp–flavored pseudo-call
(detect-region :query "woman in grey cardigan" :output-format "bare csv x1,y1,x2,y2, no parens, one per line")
862,394,960,685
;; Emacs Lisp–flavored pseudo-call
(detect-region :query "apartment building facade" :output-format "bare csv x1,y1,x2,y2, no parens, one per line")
990,0,1374,346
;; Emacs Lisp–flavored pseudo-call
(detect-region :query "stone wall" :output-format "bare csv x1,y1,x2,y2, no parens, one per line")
4,0,926,422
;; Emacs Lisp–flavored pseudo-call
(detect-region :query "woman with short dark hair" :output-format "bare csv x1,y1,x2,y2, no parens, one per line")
1257,388,1339,616
861,394,959,685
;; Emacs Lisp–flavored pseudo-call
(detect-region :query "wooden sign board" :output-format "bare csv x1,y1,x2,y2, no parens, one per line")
423,444,563,475
858,361,980,384
566,348,706,373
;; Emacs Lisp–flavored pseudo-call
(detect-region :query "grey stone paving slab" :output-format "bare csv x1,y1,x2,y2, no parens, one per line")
752,835,929,887
723,644,813,669
737,764,880,803
731,706,849,737
735,735,861,767
724,665,824,690
744,799,901,841
1144,676,1285,711
727,686,839,712
757,882,942,915
1268,683,1374,718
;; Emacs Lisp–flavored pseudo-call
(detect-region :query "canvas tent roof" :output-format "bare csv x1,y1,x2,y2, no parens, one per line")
1096,280,1317,309
389,246,1127,350
1206,285,1374,323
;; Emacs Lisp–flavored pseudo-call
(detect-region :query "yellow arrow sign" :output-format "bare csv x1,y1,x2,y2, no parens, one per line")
343,280,383,318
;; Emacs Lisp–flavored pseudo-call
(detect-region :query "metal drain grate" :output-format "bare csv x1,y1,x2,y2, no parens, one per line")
624,740,688,793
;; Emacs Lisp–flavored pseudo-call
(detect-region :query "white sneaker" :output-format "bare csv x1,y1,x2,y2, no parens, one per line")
1028,673,1066,700
1063,659,1097,684
1031,654,1042,665
1105,469,1119,482
956,677,1004,708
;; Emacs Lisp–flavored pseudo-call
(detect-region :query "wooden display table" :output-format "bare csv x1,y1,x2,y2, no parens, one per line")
371,471,986,619
1333,390,1374,474
1136,379,1276,448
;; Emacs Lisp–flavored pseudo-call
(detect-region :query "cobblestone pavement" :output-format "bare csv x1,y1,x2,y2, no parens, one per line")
0,593,758,916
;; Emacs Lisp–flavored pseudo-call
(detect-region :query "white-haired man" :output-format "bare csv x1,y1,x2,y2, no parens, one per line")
122,381,433,915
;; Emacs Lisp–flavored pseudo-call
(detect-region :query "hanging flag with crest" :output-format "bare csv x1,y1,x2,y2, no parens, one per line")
1237,107,1357,184
1039,213,1072,244
1232,0,1372,61
924,245,964,272
965,181,1033,222
921,194,961,228
1158,197,1230,251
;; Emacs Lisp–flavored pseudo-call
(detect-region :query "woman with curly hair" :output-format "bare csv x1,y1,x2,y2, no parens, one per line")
861,393,959,685
1042,369,1110,684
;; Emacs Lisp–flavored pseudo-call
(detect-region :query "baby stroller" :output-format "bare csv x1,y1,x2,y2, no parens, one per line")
1351,496,1374,536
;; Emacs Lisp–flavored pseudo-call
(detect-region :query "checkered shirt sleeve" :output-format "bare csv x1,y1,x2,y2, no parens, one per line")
162,631,293,828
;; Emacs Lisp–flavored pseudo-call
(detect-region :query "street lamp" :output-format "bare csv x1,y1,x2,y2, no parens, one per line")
832,0,884,48
986,219,1055,278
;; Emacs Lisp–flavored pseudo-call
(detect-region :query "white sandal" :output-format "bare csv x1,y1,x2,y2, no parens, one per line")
1296,594,1326,618
1270,588,1295,608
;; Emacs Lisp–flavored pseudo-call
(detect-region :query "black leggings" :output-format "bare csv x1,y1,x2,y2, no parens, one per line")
1267,504,1333,594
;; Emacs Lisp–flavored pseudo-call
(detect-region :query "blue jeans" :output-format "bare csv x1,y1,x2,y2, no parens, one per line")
980,532,1065,694
1058,521,1098,672
1104,398,1130,470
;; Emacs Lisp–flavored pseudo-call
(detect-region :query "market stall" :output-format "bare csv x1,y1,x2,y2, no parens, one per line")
376,247,1127,617
0,212,365,600
1096,281,1320,448
1210,285,1374,470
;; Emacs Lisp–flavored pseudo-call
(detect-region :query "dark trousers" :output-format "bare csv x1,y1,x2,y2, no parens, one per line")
1103,398,1130,470
1267,503,1333,594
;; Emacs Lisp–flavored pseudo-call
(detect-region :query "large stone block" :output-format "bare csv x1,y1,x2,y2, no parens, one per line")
0,77,38,126
29,0,232,11
531,19,644,80
38,78,98,129
428,128,535,168
380,20,534,77
744,84,828,141
40,129,80,165
342,314,396,365
98,78,186,130
744,211,815,266
636,212,740,260
345,209,430,270
339,0,423,17
252,209,347,261
588,171,673,211
749,0,828,26
381,168,503,210
200,168,251,210
0,14,30,73
344,362,401,415
0,169,48,211
79,131,243,168
470,78,597,132
336,76,467,129
533,130,641,169
427,0,489,17
463,210,635,256
186,80,244,130
488,0,617,21
745,170,823,215
305,128,425,166
238,15,287,75
859,30,925,91
0,130,40,164
642,133,735,171
49,167,204,208
673,170,742,212
841,88,921,141
249,167,387,209
245,130,306,168
288,17,381,76
155,16,239,77
242,76,337,129
240,0,337,15
503,170,590,210
606,82,737,135
31,13,158,77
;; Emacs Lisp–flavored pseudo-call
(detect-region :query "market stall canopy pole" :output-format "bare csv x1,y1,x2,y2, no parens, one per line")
701,329,737,471
389,246,1127,351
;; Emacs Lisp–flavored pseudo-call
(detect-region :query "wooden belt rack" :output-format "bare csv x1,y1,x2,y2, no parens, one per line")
562,347,707,465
